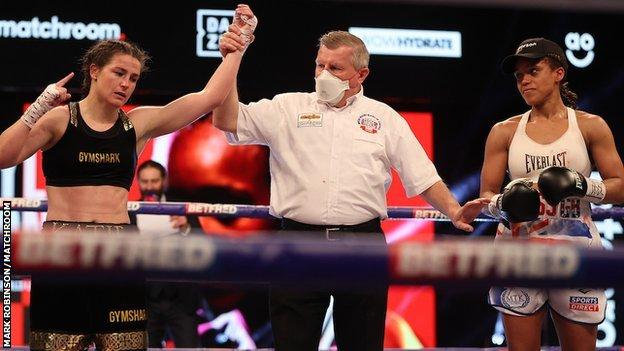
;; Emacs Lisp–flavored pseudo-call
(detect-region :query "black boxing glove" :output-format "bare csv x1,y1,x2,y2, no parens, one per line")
485,178,540,223
537,166,606,206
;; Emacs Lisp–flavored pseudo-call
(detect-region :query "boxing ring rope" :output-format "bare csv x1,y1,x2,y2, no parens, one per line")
3,197,624,221
4,197,624,350
10,232,624,288
4,196,624,288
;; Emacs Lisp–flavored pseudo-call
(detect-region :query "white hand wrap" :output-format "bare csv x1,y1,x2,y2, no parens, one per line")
482,194,503,219
235,12,257,48
584,177,607,203
21,84,61,128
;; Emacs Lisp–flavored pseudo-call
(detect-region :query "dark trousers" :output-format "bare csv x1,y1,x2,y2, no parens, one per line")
147,300,199,348
270,218,388,351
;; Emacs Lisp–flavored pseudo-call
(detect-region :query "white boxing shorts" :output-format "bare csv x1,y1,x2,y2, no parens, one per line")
488,286,606,324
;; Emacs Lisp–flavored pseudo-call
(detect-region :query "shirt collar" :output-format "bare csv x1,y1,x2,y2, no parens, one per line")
318,86,364,110
346,86,364,105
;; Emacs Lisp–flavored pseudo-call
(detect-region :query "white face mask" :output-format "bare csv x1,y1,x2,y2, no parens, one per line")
314,70,350,106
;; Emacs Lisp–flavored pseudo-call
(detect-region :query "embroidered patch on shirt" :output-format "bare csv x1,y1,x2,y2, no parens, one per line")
357,114,381,134
297,113,323,127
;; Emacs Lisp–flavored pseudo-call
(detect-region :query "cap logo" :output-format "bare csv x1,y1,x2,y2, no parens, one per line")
516,42,537,53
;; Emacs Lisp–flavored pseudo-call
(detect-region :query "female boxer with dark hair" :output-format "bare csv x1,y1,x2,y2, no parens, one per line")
480,37,624,350
0,5,256,350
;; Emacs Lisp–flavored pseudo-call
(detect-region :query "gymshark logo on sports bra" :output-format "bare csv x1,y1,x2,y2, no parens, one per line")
78,152,121,164
525,152,567,173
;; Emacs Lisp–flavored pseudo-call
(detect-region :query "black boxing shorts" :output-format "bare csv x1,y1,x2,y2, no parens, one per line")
30,221,147,351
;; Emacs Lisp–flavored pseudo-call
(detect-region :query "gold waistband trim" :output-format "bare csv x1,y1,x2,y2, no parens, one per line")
94,331,148,350
30,331,91,351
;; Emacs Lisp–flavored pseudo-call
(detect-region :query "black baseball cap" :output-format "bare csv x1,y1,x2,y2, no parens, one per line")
501,38,568,74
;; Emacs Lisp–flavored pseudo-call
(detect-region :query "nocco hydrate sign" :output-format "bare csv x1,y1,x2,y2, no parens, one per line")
0,16,121,40
348,27,461,58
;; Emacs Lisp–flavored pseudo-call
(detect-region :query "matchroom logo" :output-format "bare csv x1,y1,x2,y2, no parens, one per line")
196,9,234,58
0,16,121,40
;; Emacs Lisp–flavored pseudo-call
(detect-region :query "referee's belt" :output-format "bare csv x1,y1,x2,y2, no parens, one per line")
281,217,382,241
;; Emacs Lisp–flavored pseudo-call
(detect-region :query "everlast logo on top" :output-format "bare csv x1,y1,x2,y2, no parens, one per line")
78,152,121,164
525,152,567,173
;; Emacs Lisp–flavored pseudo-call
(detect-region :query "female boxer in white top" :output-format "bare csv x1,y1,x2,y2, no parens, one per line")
480,38,624,350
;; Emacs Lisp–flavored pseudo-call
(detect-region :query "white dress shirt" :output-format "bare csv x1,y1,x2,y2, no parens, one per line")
226,89,441,225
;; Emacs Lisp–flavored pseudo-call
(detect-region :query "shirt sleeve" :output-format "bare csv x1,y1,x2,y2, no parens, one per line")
387,112,442,197
225,96,286,146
